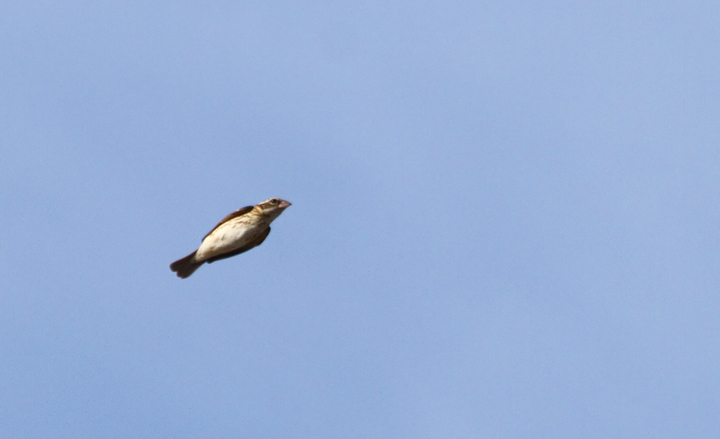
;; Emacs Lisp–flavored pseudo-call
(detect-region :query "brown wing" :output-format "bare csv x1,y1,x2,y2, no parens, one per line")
202,206,254,241
205,227,271,264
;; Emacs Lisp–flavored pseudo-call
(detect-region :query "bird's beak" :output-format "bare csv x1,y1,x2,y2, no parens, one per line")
278,200,291,209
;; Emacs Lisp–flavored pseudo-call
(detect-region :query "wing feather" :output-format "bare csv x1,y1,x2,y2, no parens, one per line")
205,227,271,264
202,206,254,241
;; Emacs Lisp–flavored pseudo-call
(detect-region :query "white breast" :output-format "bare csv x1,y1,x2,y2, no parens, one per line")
195,218,262,261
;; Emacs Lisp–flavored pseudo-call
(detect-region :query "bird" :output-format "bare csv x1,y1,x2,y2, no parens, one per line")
170,198,291,279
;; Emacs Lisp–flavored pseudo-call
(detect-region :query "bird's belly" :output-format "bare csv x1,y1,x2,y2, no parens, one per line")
195,222,260,261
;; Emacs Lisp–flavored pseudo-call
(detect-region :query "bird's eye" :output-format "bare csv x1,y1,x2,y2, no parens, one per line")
270,198,278,204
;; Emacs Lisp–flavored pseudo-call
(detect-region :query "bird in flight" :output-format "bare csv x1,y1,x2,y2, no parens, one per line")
170,198,291,278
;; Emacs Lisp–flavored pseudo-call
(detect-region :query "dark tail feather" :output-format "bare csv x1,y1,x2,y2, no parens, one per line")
170,251,203,279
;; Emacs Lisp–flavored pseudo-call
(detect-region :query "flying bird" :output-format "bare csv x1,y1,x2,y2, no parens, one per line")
170,198,291,278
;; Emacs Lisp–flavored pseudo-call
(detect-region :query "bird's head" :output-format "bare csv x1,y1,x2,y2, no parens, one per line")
256,198,292,220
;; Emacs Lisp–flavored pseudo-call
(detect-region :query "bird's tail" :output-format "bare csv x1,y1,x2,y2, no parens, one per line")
170,251,203,279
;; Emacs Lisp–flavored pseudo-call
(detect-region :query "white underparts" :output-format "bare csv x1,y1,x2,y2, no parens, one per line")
195,218,264,261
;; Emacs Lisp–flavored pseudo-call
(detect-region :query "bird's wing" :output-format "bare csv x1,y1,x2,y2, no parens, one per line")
202,205,254,241
205,227,271,264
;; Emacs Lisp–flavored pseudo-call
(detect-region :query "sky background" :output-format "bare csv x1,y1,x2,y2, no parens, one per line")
2,1,720,438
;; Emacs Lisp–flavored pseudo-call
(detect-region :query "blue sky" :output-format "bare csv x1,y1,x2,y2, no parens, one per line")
2,1,719,437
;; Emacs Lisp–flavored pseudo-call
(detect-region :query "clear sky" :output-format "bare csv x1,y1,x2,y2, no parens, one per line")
2,1,719,438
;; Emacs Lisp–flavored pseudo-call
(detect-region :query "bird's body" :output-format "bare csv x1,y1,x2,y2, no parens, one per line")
170,198,291,278
196,210,269,261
